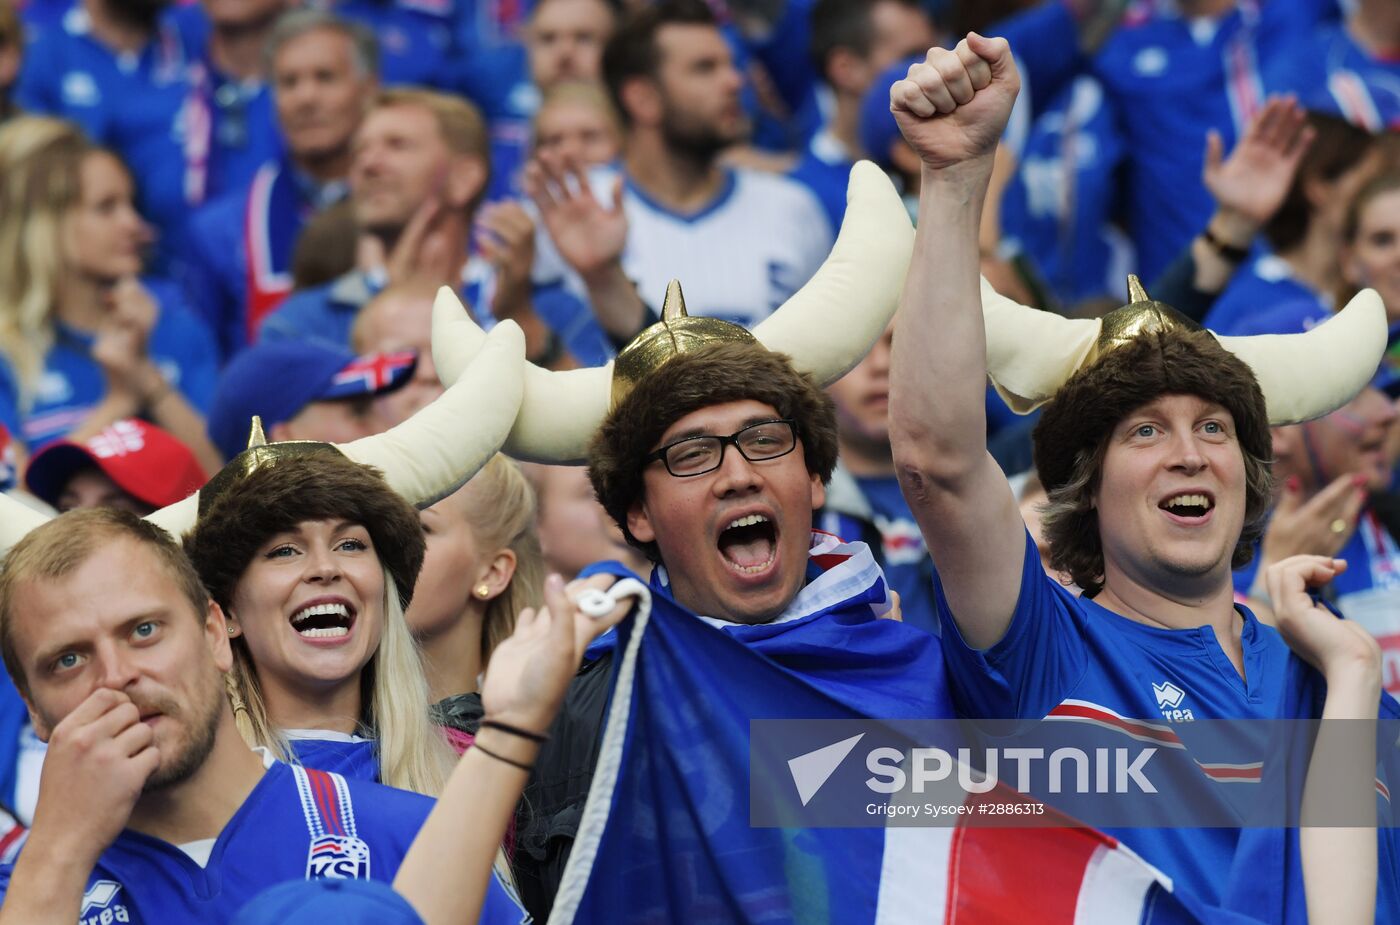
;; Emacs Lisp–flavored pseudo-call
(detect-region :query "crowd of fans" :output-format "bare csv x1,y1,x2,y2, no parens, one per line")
0,0,1396,920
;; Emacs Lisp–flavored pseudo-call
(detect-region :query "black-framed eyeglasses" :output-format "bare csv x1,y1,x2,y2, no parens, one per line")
645,419,798,478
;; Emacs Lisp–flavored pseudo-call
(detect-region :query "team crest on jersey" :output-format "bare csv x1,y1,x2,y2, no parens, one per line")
306,833,373,880
292,765,372,882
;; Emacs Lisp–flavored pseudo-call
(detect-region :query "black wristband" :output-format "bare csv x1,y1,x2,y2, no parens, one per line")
480,719,549,744
473,742,534,772
1203,226,1251,265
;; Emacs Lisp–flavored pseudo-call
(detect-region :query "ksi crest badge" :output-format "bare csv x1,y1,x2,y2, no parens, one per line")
306,833,372,880
292,765,373,881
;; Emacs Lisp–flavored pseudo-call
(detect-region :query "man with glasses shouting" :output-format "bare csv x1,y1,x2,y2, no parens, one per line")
479,268,953,920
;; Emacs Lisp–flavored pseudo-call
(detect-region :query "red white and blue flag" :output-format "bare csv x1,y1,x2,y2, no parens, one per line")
325,351,417,398
553,537,1252,925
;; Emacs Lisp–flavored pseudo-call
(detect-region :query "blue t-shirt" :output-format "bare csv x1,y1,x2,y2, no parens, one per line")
0,760,524,923
851,475,937,636
177,160,346,359
333,0,463,91
1265,23,1400,131
1235,511,1400,697
999,73,1133,306
786,130,852,234
14,6,191,146
1202,255,1323,334
288,735,381,783
1091,1,1316,281
263,265,612,367
0,279,219,451
937,529,1296,905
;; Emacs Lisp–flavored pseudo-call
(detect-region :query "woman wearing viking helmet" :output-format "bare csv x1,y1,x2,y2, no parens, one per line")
167,322,530,796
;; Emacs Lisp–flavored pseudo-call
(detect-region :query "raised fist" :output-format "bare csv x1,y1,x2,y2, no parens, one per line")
890,33,1020,172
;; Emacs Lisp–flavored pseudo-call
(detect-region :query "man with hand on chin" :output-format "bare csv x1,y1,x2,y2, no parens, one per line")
0,506,625,925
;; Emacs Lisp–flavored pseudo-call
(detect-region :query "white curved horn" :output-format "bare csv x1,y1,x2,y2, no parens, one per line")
431,288,611,465
144,492,201,540
1215,288,1388,425
980,276,1102,414
0,494,54,556
340,319,527,505
751,161,914,385
432,160,914,462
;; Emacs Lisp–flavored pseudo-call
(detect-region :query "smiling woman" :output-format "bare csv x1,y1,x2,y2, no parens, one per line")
182,447,455,796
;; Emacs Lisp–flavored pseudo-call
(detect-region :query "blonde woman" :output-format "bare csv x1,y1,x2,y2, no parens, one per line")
0,117,221,471
409,455,547,743
182,449,456,796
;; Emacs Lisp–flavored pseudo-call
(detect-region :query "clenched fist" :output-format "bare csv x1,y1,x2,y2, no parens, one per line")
890,33,1020,172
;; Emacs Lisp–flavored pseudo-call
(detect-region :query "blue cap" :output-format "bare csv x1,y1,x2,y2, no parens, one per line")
859,56,922,169
208,342,416,460
232,879,425,925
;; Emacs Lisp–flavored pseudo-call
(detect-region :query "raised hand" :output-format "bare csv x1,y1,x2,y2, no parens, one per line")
479,573,632,735
475,201,537,319
524,152,628,281
890,33,1021,172
93,277,159,397
1260,473,1368,565
1264,556,1379,679
1204,96,1314,231
385,197,460,290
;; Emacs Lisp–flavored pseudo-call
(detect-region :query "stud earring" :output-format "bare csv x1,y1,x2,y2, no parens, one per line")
475,584,491,598
227,624,237,635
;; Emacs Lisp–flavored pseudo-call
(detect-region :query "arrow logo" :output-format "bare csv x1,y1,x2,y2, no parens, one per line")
788,733,865,806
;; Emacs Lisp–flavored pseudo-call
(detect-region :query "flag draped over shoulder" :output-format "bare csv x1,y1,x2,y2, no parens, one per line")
549,535,1240,925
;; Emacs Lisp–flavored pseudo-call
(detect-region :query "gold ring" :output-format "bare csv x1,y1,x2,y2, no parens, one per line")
1330,518,1348,534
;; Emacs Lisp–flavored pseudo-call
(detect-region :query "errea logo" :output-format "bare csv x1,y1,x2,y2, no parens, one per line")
1153,682,1194,723
80,879,130,924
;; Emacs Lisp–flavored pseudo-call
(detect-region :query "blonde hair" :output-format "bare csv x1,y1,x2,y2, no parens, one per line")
532,80,623,139
459,455,545,663
227,563,455,795
0,117,103,403
371,88,490,209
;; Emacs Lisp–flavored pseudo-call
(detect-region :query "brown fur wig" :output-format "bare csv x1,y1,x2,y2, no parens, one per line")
588,341,839,561
183,451,426,612
1032,328,1274,594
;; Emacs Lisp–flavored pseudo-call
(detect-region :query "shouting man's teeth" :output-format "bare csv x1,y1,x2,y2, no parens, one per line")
290,602,353,637
718,513,777,574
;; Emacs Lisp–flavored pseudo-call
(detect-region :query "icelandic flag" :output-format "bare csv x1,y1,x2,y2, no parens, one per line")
549,535,1249,924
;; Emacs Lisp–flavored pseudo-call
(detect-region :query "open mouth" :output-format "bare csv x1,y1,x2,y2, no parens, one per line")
290,600,356,639
1158,491,1215,521
717,513,779,575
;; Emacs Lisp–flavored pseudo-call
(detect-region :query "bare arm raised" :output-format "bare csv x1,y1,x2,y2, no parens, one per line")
887,35,1029,650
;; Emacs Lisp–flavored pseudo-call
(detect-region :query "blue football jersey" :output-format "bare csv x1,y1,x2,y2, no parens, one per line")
0,760,525,924
1091,1,1317,281
1265,23,1400,131
0,278,219,451
1202,254,1324,335
287,734,381,783
936,529,1300,906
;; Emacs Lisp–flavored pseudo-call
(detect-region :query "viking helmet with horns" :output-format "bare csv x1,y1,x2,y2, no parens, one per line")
428,161,916,463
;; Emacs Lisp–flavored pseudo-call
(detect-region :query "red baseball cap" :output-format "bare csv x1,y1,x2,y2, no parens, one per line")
25,419,208,511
